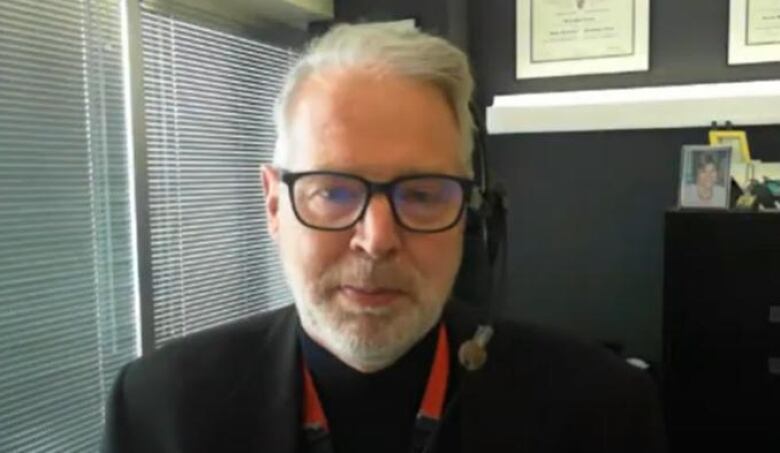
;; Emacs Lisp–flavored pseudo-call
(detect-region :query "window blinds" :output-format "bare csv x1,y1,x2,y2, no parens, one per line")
0,0,138,450
140,8,295,347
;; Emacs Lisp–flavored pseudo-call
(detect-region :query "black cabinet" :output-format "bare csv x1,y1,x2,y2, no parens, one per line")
663,211,780,451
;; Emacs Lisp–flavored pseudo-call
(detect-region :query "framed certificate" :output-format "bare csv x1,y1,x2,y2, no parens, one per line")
516,0,650,79
729,0,780,64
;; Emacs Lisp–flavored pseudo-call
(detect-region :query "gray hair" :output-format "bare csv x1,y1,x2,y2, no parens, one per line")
273,22,475,175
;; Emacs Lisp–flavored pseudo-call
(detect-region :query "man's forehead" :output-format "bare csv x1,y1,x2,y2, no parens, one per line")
288,65,407,118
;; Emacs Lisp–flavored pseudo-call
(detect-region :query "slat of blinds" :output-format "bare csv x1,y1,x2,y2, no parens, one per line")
0,279,102,303
154,290,282,318
152,255,276,280
1,154,117,165
141,7,294,347
0,68,84,92
1,255,133,280
154,274,274,302
152,277,290,303
0,0,137,451
0,12,84,39
152,265,281,285
144,105,278,122
146,115,265,131
145,102,276,120
146,170,267,178
150,251,278,268
5,209,89,232
148,244,276,268
1,312,135,360
147,141,276,151
2,32,123,64
0,49,86,75
163,299,267,328
143,66,290,93
141,13,294,64
5,0,92,21
142,21,295,64
0,210,111,222
143,53,291,82
143,69,288,92
150,221,269,235
3,284,135,327
0,232,131,252
152,227,268,245
148,216,268,231
3,322,131,384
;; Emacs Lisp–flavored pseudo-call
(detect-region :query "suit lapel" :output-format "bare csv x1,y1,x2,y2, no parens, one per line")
458,364,503,452
443,302,513,452
246,305,302,453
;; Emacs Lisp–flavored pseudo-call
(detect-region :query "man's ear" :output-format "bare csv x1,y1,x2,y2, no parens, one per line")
260,165,280,241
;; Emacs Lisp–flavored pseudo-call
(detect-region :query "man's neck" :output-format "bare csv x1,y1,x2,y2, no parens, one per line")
298,322,438,379
298,324,439,453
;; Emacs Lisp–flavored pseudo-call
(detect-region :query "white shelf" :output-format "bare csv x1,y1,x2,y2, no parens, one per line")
486,80,780,134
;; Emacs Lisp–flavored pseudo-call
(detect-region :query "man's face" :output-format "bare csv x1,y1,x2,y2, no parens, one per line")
696,162,718,190
262,67,467,371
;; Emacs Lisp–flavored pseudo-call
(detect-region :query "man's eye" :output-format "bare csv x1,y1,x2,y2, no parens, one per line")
313,187,358,203
400,189,438,203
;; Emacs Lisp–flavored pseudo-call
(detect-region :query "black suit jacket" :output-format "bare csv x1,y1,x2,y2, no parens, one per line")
102,303,667,452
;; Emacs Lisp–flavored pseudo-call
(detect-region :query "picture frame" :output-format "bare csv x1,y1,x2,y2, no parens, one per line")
678,145,733,209
708,129,751,164
515,0,651,79
728,0,780,65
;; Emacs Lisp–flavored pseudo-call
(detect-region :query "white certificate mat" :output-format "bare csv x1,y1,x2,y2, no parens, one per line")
516,0,650,79
729,0,780,64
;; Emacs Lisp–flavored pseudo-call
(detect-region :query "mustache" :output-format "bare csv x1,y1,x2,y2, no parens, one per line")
319,258,417,292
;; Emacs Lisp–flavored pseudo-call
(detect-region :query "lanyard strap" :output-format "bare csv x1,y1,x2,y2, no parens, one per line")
301,324,450,453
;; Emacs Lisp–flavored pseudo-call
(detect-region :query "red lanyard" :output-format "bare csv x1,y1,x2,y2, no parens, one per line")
301,324,450,453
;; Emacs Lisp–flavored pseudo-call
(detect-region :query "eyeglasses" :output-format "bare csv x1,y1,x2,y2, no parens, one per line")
278,169,476,233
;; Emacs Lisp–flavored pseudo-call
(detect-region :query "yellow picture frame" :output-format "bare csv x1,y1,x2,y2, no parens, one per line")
708,129,751,163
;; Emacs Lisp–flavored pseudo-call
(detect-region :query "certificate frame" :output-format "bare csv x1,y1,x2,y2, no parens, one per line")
729,0,780,65
516,0,650,79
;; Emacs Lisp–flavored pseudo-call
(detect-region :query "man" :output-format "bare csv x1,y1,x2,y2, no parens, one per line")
103,23,667,452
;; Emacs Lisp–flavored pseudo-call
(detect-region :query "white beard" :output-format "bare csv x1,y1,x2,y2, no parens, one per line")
282,254,450,372
297,289,444,372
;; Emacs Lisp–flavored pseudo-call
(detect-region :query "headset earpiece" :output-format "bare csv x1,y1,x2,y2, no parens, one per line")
455,103,509,372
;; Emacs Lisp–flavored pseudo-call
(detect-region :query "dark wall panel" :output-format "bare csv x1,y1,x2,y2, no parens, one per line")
488,126,780,363
469,0,780,364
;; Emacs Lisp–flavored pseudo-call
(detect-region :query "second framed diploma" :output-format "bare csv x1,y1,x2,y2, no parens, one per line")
729,0,780,65
516,0,650,79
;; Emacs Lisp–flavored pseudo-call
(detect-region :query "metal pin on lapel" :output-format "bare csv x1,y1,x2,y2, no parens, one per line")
458,325,494,371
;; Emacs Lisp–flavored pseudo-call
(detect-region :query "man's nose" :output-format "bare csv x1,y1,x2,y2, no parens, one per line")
349,193,402,259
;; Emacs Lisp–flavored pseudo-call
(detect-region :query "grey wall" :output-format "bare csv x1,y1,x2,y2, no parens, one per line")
333,0,780,364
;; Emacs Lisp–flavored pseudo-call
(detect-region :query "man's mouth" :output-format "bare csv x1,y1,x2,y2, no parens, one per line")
338,285,405,307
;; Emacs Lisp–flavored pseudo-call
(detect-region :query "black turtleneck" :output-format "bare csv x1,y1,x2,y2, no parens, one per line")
299,325,440,453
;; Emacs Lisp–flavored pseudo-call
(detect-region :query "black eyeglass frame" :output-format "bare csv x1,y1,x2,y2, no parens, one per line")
278,169,477,233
